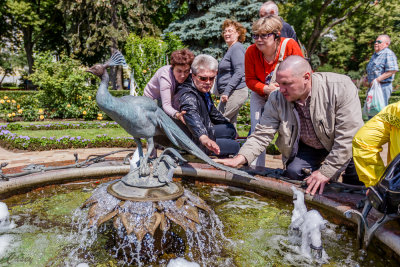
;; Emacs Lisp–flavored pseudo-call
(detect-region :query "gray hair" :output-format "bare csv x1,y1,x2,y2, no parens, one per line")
191,54,218,75
260,1,279,16
378,34,391,45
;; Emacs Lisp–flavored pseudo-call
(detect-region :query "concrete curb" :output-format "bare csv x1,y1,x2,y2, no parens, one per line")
1,162,399,257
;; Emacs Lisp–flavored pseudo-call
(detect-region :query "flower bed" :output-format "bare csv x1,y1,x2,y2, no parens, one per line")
0,121,120,131
0,130,136,150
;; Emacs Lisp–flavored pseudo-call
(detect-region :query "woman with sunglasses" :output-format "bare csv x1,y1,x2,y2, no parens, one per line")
216,19,248,128
245,15,303,167
144,48,195,124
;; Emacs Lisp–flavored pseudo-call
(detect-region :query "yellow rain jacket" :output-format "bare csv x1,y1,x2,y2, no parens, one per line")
353,101,400,187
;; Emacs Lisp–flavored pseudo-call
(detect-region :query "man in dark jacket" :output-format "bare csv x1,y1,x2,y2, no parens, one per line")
175,54,239,157
259,1,298,43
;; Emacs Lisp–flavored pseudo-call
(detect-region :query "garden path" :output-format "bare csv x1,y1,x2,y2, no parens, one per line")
0,144,388,173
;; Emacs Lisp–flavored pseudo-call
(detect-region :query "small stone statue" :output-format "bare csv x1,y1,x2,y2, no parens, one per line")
290,186,327,259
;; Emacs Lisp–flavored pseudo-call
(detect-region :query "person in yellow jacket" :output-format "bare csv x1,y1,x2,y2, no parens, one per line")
353,101,400,187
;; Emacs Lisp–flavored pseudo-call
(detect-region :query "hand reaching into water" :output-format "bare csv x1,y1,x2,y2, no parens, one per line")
214,154,247,167
304,170,330,195
199,135,220,155
175,111,186,124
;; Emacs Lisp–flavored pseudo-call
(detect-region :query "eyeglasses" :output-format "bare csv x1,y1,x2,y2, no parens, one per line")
374,40,383,44
252,33,274,40
195,75,215,82
223,29,236,34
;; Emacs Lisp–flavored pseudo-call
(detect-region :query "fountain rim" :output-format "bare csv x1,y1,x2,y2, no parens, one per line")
1,161,399,257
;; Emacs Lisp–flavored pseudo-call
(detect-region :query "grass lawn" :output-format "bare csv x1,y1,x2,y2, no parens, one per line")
0,120,85,126
11,128,131,139
2,120,250,138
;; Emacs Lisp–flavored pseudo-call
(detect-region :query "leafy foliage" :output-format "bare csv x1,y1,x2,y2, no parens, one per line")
0,129,136,150
165,0,262,58
58,0,172,65
6,0,66,73
324,0,400,72
124,33,184,95
28,52,101,120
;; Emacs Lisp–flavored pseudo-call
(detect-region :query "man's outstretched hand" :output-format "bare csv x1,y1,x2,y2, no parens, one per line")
199,135,220,155
304,170,330,195
214,154,247,167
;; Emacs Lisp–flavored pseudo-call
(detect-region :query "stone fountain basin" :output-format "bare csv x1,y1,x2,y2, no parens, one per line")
1,160,399,258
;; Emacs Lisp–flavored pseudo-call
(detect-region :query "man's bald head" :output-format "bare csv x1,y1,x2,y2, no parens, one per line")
374,34,391,53
260,1,279,17
277,55,311,77
276,56,312,103
378,34,391,45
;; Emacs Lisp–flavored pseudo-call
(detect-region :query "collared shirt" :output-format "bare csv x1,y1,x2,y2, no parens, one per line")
203,92,214,112
366,47,398,84
294,95,324,149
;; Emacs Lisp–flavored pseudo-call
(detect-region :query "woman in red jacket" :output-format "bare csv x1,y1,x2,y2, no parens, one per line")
245,15,303,167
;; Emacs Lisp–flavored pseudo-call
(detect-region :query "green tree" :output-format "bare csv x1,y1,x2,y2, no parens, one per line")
124,33,185,95
325,0,400,71
283,0,371,61
6,0,66,73
165,0,262,58
0,48,26,88
59,0,170,66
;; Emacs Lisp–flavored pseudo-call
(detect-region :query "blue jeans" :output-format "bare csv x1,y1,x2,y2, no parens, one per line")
381,83,392,106
284,142,361,185
213,124,240,158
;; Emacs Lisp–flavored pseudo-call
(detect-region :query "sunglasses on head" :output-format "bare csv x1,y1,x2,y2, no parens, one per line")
195,75,215,82
374,40,383,44
252,33,274,40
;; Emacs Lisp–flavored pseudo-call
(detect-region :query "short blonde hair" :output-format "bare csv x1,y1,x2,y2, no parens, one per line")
252,15,282,35
222,19,247,43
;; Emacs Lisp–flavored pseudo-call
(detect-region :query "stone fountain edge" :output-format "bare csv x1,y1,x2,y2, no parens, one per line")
0,162,399,257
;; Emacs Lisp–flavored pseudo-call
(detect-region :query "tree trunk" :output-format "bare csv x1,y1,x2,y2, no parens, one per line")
116,66,123,90
23,26,34,74
110,0,123,90
0,73,6,88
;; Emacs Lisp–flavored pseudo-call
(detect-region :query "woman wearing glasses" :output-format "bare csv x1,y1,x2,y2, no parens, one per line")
246,15,303,167
216,19,248,128
144,48,194,124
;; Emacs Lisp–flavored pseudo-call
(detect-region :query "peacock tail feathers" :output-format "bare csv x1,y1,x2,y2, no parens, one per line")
105,51,127,67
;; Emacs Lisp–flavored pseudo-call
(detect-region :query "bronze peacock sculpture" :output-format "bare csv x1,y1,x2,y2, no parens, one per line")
87,51,254,179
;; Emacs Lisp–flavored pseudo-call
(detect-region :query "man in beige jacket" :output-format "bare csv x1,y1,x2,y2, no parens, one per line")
216,56,364,195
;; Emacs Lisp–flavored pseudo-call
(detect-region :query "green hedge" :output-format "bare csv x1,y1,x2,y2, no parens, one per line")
0,89,130,100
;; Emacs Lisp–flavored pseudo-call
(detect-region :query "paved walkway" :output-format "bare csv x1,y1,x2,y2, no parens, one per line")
0,144,387,172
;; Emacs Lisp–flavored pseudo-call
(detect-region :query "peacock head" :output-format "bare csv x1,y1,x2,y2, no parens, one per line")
86,64,106,78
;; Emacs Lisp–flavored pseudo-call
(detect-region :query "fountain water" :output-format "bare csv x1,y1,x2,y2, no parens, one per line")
0,180,398,266
289,186,328,261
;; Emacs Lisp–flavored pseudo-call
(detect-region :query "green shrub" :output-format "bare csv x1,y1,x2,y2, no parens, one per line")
29,52,98,120
124,33,184,95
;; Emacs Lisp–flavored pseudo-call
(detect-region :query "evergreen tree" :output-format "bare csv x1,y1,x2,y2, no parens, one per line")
165,0,263,59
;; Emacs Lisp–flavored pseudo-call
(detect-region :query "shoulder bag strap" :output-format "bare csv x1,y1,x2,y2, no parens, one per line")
271,38,291,84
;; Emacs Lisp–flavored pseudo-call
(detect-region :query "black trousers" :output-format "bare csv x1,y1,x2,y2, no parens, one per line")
213,123,240,158
284,142,362,185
